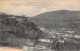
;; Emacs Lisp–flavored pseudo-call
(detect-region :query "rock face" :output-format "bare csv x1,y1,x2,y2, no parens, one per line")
0,13,43,47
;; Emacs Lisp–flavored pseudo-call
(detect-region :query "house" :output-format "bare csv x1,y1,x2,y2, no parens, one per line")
39,38,52,43
74,35,80,39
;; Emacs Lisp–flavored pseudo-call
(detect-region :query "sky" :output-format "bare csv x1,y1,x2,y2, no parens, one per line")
0,0,80,17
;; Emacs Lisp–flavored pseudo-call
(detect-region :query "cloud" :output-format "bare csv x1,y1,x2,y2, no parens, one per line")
40,8,49,13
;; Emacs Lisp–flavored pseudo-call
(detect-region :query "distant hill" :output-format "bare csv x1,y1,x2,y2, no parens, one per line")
32,10,80,30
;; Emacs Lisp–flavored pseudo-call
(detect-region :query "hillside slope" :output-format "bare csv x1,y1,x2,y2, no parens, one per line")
32,10,80,30
0,13,43,47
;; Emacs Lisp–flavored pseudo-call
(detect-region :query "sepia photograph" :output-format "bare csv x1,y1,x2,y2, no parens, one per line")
0,0,80,51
